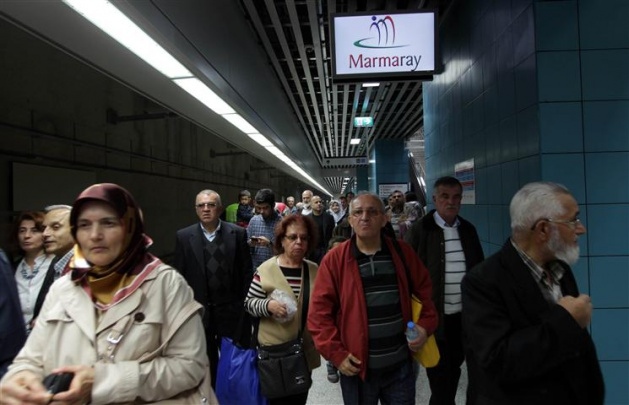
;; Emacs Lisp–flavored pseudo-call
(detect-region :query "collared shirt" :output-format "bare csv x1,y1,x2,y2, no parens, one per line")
433,211,465,314
55,250,74,279
247,213,282,270
350,239,408,372
511,239,565,303
433,211,461,229
199,221,221,243
15,254,54,325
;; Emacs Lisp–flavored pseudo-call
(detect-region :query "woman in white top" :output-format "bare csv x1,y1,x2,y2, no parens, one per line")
328,200,345,226
10,211,54,333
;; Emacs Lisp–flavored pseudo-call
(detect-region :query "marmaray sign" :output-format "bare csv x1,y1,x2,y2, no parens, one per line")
332,11,436,80
349,53,424,71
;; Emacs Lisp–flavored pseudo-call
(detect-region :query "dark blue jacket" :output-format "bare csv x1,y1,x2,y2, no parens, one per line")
0,249,26,379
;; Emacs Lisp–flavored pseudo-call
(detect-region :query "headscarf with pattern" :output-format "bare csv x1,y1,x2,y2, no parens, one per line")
69,183,160,309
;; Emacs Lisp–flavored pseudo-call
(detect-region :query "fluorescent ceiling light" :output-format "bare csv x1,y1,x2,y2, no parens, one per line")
369,159,376,163
362,82,380,87
350,138,361,145
173,78,235,115
248,133,274,148
62,0,335,197
222,113,258,134
62,0,191,79
266,146,286,160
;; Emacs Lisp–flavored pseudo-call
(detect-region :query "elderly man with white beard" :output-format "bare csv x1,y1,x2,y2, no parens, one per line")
461,182,604,405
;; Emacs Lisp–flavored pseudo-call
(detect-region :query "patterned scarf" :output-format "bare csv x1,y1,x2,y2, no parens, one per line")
69,183,161,309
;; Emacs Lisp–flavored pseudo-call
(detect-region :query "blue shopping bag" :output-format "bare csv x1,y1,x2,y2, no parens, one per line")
216,337,267,405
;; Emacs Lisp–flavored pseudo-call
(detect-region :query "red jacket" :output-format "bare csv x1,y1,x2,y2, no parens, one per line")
307,236,438,380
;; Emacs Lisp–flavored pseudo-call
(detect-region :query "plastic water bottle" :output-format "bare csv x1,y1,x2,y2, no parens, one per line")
405,321,418,341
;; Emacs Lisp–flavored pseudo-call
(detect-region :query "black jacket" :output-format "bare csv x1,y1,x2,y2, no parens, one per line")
0,250,26,379
32,256,60,321
461,240,604,405
173,221,253,341
404,209,484,333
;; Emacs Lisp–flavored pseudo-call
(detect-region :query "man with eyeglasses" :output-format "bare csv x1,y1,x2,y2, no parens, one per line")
173,189,253,388
404,176,484,404
309,192,438,404
461,182,604,404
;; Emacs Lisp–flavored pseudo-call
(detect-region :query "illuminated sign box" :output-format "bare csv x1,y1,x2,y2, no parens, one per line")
354,116,374,127
330,10,438,83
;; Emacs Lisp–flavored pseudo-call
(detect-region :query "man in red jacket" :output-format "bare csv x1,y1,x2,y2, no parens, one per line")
308,192,438,404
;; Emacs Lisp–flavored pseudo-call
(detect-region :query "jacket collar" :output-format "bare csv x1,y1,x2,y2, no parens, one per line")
499,239,553,317
57,265,163,338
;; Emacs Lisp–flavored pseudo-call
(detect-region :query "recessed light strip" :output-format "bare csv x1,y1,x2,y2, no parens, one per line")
62,0,333,196
62,0,192,79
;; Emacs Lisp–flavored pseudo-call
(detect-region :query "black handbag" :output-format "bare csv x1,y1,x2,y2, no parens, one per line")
257,337,312,398
256,263,312,399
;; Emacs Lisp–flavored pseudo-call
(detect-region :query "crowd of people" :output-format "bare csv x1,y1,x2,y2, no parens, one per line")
0,178,604,404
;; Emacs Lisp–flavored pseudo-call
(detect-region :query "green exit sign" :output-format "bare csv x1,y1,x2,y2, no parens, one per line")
354,116,374,127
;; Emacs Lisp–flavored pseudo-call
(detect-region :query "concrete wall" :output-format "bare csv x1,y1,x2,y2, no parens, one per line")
0,19,303,257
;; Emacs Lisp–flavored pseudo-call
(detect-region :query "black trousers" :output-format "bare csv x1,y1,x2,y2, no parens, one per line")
205,318,222,389
426,312,466,405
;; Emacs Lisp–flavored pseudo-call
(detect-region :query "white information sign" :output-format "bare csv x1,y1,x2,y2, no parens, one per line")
378,183,408,199
455,159,475,205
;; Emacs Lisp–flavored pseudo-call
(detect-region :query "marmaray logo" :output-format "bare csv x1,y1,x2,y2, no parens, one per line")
347,15,422,71
354,15,406,49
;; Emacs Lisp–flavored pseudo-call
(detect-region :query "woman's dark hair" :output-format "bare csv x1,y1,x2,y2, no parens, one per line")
9,211,45,257
405,191,418,202
327,235,348,251
273,214,318,256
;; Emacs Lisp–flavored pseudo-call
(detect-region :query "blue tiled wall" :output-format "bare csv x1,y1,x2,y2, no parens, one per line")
372,139,408,193
424,0,538,251
424,0,628,402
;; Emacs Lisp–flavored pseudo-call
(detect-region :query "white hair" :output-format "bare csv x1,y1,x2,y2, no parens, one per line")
510,182,571,233
197,189,222,206
44,204,72,213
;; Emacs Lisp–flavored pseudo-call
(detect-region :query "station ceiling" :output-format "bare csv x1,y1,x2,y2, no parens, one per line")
0,0,452,195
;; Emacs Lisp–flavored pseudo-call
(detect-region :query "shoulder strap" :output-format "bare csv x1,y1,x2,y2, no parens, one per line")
300,261,310,336
390,237,413,298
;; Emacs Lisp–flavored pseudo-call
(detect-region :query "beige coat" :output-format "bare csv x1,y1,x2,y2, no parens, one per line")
3,264,208,404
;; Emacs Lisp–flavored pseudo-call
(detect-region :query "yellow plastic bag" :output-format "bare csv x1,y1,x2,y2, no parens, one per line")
411,295,440,368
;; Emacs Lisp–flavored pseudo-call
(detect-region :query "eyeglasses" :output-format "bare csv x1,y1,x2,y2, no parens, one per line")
530,217,582,230
351,208,382,218
285,234,310,242
196,202,218,209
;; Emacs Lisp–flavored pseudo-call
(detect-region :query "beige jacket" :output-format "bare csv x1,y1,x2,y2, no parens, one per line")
3,264,208,404
256,258,321,370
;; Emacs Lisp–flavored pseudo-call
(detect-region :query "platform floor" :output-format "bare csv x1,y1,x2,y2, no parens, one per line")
306,357,467,404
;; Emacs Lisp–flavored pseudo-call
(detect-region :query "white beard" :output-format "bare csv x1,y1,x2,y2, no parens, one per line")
548,228,580,265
